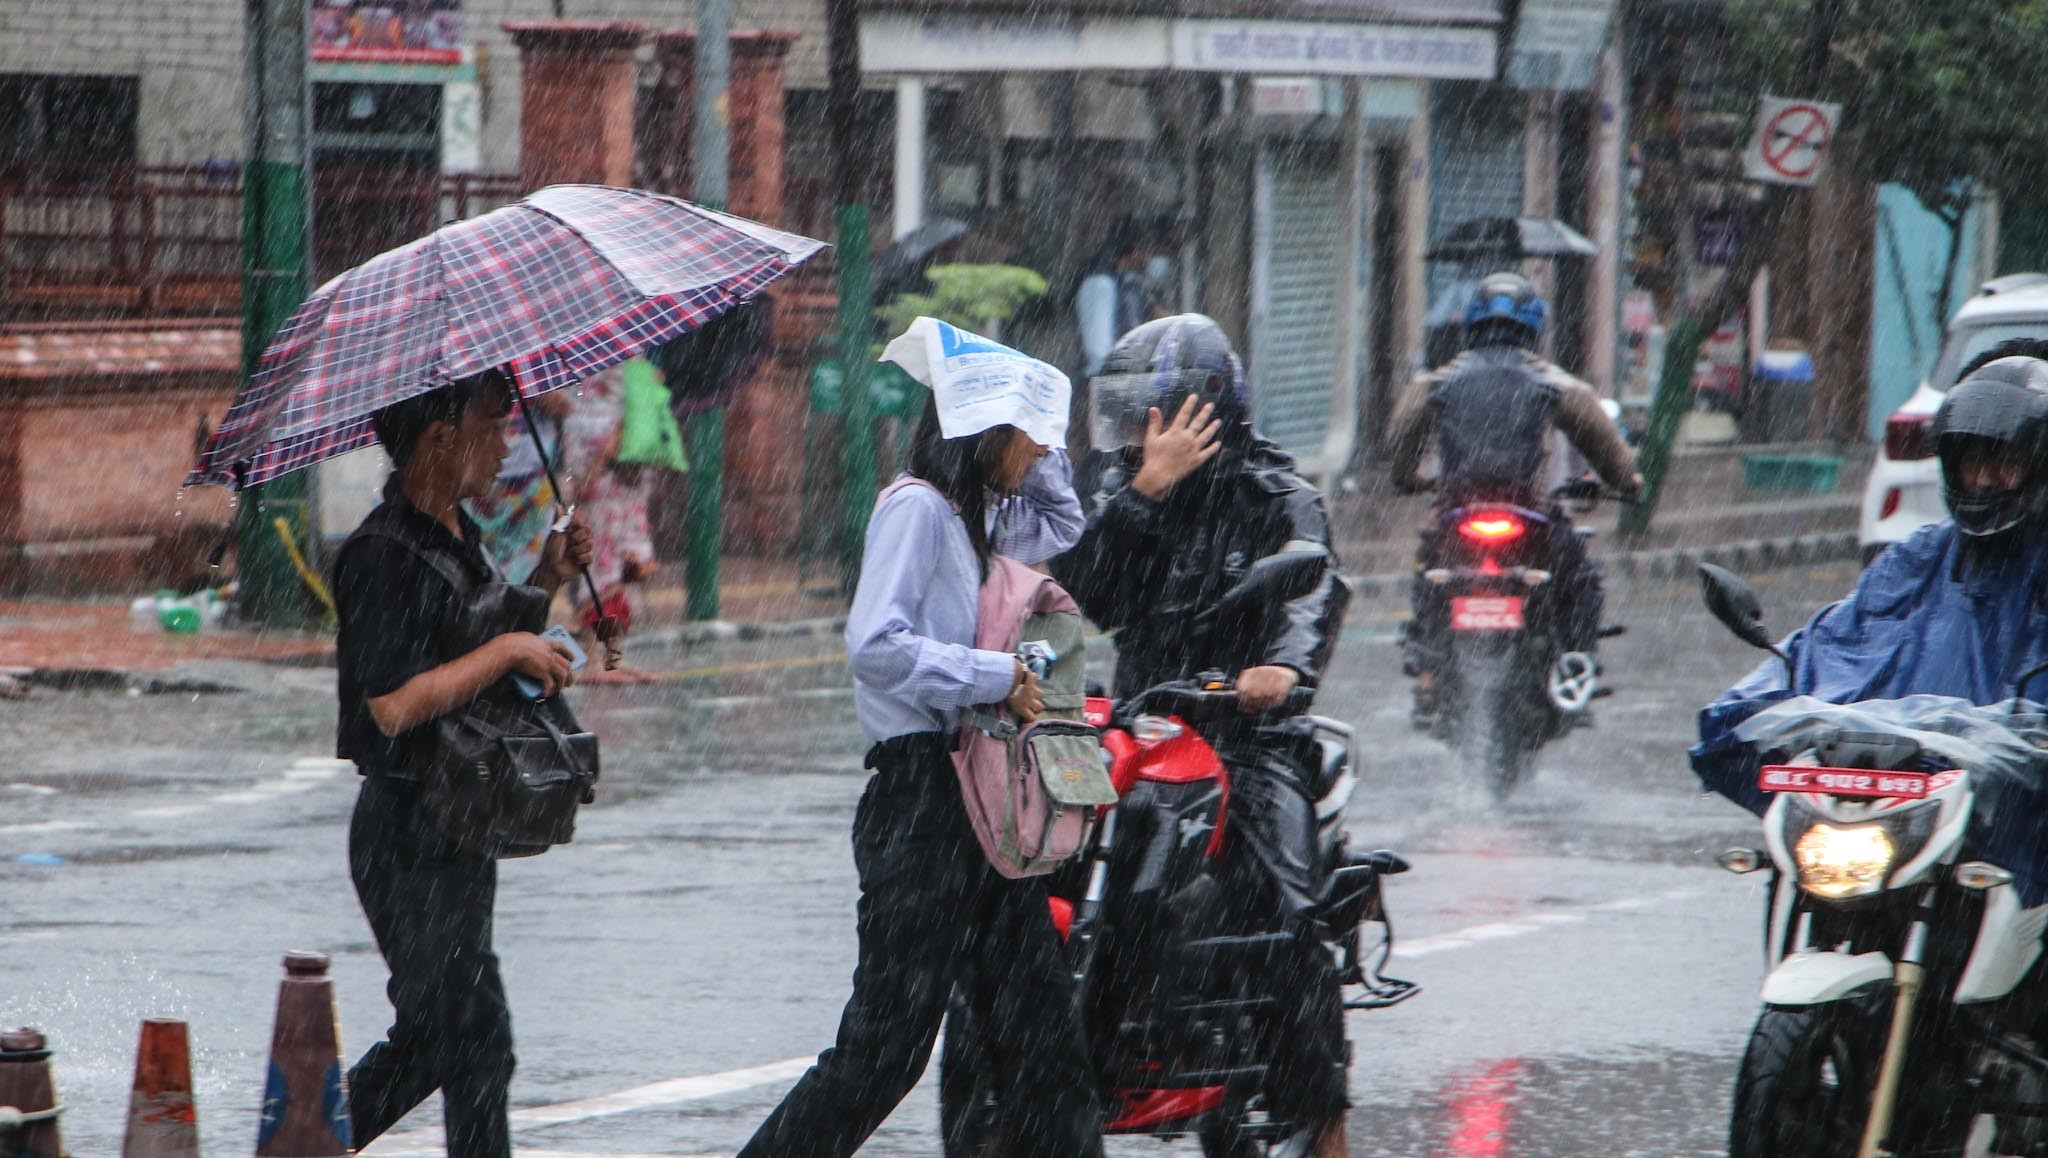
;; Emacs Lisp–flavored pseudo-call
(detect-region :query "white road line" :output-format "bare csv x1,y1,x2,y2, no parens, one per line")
0,819,90,835
362,1058,817,1153
1395,887,1701,960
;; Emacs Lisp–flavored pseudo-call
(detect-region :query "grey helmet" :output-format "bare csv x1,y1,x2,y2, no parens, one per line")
1087,314,1249,451
1929,356,2048,538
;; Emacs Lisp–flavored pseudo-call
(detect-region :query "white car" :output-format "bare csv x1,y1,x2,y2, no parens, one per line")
1859,273,2048,562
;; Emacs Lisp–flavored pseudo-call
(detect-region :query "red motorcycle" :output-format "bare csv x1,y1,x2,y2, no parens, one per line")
942,551,1417,1156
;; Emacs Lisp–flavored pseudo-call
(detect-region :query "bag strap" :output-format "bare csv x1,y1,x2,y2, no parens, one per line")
963,707,1017,741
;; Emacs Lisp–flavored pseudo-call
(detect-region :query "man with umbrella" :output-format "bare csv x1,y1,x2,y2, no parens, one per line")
186,185,826,1158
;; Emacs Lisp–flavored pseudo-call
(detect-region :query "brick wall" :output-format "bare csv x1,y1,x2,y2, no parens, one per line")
0,0,828,176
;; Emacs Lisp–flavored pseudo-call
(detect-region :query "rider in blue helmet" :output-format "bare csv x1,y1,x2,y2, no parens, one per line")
1386,271,1641,727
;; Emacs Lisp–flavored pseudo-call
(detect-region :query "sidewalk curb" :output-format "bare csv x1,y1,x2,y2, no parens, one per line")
1342,529,1862,600
631,615,850,649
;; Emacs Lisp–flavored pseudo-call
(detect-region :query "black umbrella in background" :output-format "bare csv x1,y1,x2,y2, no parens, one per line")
1426,216,1599,263
870,216,970,300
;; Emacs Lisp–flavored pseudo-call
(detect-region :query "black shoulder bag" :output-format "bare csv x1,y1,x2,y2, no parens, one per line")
353,526,600,859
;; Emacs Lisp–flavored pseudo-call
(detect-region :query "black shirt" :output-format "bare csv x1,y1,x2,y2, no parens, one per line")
331,481,502,778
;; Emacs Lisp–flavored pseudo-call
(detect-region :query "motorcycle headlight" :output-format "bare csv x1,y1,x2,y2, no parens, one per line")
1794,823,1896,900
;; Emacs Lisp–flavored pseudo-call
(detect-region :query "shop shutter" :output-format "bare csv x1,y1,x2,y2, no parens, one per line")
1427,83,1525,305
1254,142,1344,472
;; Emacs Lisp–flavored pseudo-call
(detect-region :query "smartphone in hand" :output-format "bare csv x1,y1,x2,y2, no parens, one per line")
513,624,588,700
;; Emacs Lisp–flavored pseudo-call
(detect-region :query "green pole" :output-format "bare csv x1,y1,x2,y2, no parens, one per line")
684,0,734,622
236,0,313,628
1615,317,1707,539
836,204,875,582
684,408,725,621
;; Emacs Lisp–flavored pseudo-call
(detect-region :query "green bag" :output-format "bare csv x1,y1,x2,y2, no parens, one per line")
615,357,690,472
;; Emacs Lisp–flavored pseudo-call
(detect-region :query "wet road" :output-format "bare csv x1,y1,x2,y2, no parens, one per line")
0,562,1856,1157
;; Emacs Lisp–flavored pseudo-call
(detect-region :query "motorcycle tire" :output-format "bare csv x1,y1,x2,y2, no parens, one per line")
1728,1007,1873,1158
1447,640,1538,800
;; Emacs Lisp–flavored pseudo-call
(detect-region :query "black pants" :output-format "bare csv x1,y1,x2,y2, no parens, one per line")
738,736,1104,1158
1214,734,1351,1122
1404,510,1604,678
347,776,514,1158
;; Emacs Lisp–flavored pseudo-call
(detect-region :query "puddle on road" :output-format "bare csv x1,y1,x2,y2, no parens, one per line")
1350,1051,1731,1158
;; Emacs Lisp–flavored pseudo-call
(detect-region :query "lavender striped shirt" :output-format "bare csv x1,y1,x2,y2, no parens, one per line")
845,451,1084,743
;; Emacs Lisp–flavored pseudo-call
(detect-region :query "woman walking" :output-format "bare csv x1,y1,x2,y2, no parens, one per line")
737,325,1104,1158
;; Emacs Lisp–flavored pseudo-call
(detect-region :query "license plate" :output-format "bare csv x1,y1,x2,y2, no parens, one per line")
1451,595,1524,632
1758,766,1931,799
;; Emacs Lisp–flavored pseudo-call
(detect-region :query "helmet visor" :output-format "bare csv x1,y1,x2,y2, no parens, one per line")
1088,371,1164,450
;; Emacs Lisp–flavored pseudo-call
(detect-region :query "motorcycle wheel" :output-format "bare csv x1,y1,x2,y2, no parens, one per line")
1729,1007,1872,1158
1448,640,1538,799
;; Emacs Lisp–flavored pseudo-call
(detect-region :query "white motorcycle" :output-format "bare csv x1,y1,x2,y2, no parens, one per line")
1701,564,2048,1158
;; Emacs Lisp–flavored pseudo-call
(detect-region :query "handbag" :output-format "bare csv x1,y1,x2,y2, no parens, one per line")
615,357,690,472
351,523,600,859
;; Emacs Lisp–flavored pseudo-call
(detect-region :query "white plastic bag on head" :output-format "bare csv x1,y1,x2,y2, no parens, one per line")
879,317,1070,450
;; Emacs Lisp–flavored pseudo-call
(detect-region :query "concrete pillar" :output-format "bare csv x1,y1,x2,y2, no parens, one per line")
1398,85,1432,369
651,30,796,222
729,31,795,222
1586,22,1626,396
893,76,926,241
503,21,647,190
1522,87,1561,351
1323,77,1366,486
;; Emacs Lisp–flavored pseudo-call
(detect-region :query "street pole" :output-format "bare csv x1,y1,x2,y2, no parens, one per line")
686,0,732,621
237,0,313,627
829,0,875,583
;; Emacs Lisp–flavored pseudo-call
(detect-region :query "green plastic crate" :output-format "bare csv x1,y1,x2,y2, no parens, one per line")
1743,453,1842,493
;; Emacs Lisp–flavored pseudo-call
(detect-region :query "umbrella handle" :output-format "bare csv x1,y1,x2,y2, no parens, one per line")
512,385,623,669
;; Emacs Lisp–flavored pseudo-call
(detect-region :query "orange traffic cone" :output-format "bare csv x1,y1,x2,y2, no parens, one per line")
0,1027,65,1158
123,1018,199,1158
255,951,351,1157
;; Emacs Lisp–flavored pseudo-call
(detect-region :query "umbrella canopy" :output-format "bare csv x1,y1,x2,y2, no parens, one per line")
188,184,826,489
871,216,969,299
1426,216,1598,263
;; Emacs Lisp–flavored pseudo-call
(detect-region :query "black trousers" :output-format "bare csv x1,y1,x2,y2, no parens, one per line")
1214,735,1351,1122
347,776,514,1158
737,736,1105,1158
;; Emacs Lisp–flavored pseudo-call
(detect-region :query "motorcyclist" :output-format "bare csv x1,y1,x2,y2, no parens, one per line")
1385,271,1641,725
1053,313,1351,1158
1694,345,2048,813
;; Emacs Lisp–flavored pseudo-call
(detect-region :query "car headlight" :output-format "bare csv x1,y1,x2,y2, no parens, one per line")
1794,823,1896,900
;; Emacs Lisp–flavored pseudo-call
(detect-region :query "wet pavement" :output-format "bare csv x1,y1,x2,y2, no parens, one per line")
0,561,1858,1157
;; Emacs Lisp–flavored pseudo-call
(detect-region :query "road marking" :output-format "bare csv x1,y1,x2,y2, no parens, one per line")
1396,887,1701,959
362,884,1700,1151
0,819,89,836
362,1058,818,1153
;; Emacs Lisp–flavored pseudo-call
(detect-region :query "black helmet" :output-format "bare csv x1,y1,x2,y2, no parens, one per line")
1930,356,2048,538
1462,271,1547,349
1088,313,1249,450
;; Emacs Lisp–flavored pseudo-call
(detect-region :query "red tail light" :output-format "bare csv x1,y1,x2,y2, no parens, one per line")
1884,413,1933,461
1458,512,1526,544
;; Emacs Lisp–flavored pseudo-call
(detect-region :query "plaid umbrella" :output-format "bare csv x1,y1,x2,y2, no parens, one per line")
187,184,826,489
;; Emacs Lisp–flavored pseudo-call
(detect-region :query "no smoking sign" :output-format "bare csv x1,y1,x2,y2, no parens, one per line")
1743,95,1842,187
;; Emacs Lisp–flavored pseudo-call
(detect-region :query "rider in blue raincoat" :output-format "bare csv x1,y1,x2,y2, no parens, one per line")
1693,349,2048,817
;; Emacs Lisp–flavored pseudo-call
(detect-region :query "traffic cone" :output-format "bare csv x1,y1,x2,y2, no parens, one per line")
0,1027,65,1158
123,1018,198,1158
255,951,351,1157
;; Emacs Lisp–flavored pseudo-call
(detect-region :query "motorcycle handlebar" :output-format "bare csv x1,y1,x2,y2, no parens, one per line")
1116,681,1316,725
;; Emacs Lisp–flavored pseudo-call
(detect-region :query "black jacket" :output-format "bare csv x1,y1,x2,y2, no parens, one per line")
1054,438,1348,702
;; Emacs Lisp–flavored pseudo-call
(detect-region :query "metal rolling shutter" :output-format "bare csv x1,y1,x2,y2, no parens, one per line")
1427,83,1525,304
1254,142,1343,470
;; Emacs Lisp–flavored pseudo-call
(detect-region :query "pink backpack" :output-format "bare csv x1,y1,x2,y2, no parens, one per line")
877,479,1117,877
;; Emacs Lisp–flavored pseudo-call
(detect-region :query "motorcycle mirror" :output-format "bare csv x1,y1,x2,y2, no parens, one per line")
1212,546,1330,621
1698,563,1776,651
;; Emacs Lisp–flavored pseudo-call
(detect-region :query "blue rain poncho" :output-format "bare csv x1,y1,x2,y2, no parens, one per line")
1692,519,2048,817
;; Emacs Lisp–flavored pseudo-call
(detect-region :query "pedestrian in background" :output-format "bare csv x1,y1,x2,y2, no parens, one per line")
471,386,570,585
559,358,663,642
735,326,1104,1158
328,368,592,1158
